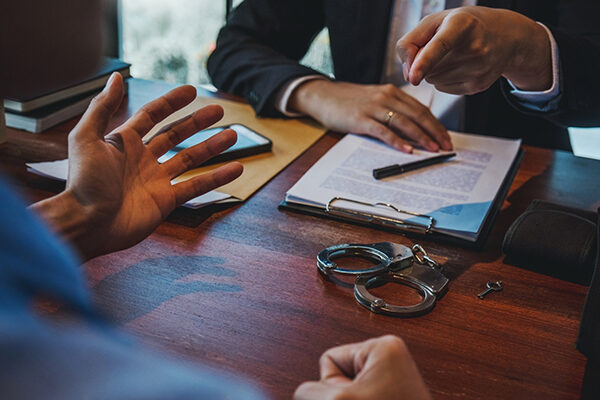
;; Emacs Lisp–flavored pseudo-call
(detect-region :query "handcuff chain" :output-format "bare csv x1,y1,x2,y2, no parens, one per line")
412,244,441,270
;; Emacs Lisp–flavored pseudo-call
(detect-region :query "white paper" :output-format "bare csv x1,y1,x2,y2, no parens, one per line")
569,127,600,161
285,132,521,241
26,159,69,181
26,159,236,209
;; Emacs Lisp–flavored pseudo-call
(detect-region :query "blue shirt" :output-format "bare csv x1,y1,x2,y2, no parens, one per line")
0,176,266,400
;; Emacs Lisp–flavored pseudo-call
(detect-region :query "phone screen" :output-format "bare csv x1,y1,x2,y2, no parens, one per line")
158,124,271,165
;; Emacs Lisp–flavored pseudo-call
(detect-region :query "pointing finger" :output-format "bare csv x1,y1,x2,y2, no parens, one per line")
397,12,447,83
409,14,469,85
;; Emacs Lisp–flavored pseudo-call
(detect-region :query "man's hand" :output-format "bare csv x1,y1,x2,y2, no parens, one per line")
397,6,552,95
289,79,451,153
32,73,243,260
294,335,432,400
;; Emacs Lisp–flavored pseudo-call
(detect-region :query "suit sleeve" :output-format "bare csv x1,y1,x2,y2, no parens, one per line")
207,0,327,117
503,0,600,127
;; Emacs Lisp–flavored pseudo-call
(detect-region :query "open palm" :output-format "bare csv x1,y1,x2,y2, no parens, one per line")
57,73,242,259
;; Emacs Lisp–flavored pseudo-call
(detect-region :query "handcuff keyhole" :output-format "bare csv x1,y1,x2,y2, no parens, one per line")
368,280,424,306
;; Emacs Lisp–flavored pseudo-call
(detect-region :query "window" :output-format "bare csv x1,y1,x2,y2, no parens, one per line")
119,0,333,86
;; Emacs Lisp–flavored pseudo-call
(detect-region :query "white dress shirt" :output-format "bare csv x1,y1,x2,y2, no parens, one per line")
275,0,561,124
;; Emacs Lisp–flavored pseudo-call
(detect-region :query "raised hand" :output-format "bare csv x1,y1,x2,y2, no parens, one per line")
32,73,243,260
397,6,552,95
289,79,452,153
294,335,432,400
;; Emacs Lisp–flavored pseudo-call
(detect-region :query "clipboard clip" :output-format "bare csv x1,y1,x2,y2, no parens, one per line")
325,197,435,234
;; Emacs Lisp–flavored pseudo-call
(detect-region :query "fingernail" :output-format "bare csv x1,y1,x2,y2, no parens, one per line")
428,142,439,152
104,72,117,90
402,62,409,81
443,140,453,150
402,144,414,153
412,71,422,85
396,43,406,62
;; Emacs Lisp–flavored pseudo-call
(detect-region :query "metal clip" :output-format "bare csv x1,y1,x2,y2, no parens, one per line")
325,197,435,234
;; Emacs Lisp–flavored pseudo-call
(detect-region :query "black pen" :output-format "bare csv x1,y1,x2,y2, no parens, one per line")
372,152,457,180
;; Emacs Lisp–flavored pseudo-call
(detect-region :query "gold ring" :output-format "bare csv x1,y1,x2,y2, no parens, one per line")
383,110,396,127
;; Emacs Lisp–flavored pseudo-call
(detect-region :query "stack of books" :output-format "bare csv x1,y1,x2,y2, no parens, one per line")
3,57,130,133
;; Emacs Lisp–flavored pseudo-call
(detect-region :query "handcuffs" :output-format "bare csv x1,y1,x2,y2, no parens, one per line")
317,242,449,317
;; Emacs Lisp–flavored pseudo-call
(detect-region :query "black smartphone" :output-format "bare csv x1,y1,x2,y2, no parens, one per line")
158,123,272,166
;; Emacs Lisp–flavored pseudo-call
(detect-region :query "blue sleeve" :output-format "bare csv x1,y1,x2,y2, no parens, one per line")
0,176,267,400
0,176,91,313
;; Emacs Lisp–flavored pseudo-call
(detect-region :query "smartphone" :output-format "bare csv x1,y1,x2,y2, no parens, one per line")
158,123,272,166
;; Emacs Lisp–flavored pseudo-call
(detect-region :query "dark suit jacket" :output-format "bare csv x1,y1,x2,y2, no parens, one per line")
208,0,600,150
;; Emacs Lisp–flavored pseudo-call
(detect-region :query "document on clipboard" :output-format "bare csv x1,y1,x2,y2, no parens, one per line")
279,132,523,247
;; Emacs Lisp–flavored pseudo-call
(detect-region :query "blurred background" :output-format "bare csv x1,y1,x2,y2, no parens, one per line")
119,0,333,86
111,0,599,159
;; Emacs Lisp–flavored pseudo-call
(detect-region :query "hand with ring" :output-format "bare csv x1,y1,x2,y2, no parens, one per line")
288,79,452,153
383,110,397,126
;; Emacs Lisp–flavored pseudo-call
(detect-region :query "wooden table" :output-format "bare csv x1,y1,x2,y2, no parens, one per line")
2,79,599,399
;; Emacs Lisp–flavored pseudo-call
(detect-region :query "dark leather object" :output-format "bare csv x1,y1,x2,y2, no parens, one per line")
502,200,597,284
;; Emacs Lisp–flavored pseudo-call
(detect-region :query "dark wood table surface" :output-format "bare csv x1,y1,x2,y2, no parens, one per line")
2,79,600,400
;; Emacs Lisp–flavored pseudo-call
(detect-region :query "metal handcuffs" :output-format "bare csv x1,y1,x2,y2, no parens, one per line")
317,242,449,317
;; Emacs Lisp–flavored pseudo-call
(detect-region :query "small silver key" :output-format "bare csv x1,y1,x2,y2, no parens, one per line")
477,280,503,300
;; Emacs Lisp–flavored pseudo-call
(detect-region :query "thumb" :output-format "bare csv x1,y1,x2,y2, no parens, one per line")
72,72,124,141
294,381,351,400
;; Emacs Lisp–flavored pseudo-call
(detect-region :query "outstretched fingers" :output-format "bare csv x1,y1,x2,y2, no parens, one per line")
121,84,199,138
172,162,243,205
147,104,225,158
161,128,238,178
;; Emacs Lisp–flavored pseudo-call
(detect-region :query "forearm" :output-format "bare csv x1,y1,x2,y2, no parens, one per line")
207,37,321,116
207,0,324,116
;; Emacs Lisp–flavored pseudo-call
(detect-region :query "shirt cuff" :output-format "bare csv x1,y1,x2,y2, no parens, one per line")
506,22,561,112
275,75,329,117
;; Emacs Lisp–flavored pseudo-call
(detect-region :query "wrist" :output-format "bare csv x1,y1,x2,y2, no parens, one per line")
288,79,334,117
30,189,99,260
503,17,552,91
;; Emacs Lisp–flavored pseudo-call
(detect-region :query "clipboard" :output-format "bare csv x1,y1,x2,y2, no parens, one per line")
279,148,524,249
